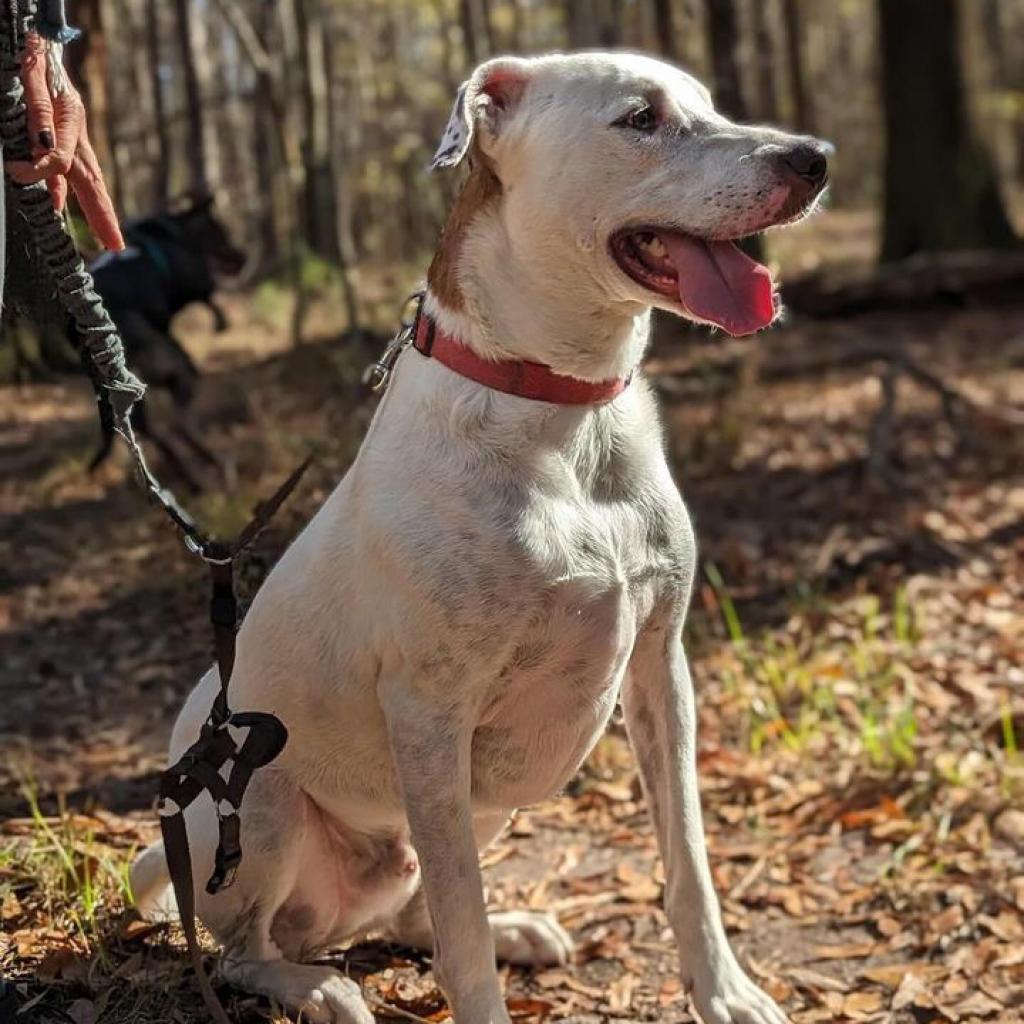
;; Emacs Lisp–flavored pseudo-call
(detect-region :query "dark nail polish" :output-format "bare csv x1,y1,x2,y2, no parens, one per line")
39,129,54,149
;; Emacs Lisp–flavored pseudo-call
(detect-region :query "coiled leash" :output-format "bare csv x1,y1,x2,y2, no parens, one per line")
2,5,308,1022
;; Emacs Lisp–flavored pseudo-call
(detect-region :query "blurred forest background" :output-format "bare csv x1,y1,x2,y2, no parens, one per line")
2,3,1024,1023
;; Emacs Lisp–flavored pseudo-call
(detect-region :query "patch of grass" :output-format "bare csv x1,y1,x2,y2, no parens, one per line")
0,778,214,1024
703,564,923,771
2,779,135,952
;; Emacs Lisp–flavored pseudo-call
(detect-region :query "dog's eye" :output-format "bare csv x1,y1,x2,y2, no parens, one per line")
619,104,659,133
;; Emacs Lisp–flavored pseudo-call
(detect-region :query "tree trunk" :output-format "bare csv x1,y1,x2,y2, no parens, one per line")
652,0,678,60
145,0,170,205
324,13,361,330
460,0,492,64
704,0,747,120
749,0,778,122
296,0,336,258
780,0,811,132
879,0,1017,261
172,0,208,193
65,0,116,197
705,0,764,261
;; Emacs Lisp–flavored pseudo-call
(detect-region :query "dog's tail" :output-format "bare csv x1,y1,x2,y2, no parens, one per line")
130,841,179,921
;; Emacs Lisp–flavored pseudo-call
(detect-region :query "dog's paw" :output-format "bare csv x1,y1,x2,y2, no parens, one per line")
689,957,788,1024
291,972,374,1024
489,910,573,967
223,960,374,1024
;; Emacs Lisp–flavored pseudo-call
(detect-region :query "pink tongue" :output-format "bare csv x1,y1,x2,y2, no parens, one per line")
657,231,775,337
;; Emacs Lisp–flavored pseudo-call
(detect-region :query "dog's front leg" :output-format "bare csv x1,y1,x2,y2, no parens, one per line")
624,615,787,1024
382,681,510,1024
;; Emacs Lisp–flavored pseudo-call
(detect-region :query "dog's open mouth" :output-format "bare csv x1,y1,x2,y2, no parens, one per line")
610,228,777,337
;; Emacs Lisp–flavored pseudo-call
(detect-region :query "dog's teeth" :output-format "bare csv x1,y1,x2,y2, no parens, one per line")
635,233,667,259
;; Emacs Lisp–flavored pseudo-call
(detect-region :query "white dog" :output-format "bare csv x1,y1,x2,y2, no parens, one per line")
133,51,828,1024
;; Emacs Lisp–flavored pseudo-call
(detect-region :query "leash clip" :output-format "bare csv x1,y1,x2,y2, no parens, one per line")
363,287,424,392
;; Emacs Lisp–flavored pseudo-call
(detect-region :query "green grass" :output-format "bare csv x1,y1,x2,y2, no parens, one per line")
2,779,137,952
702,562,923,770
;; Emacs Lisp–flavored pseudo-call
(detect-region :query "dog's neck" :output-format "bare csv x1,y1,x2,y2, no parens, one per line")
426,164,651,384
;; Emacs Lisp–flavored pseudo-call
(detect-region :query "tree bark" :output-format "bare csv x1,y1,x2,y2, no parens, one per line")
780,0,811,132
652,0,678,60
704,0,747,120
460,0,493,64
145,0,170,205
324,11,361,330
704,0,764,261
296,0,336,258
879,0,1017,261
749,0,778,121
65,0,116,197
172,0,208,193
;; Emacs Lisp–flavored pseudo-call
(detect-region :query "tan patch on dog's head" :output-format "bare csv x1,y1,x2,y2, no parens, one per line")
427,162,501,313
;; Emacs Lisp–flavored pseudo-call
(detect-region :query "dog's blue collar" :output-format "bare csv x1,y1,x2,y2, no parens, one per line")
133,233,173,280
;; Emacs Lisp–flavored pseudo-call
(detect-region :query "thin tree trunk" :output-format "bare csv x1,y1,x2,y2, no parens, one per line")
780,0,812,131
145,0,170,204
296,0,336,258
879,0,1017,260
460,0,487,64
705,0,763,261
172,0,208,193
705,0,747,120
652,0,677,59
749,0,778,121
324,13,361,331
566,0,599,48
65,0,116,198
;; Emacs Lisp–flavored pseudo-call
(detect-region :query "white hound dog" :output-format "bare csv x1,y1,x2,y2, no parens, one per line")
133,51,829,1024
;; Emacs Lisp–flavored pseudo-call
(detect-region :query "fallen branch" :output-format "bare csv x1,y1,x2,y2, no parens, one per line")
784,250,1024,317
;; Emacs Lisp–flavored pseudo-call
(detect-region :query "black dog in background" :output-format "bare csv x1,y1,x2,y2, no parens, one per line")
85,196,245,486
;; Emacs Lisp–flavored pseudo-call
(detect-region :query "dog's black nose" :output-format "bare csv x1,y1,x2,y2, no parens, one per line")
781,143,829,186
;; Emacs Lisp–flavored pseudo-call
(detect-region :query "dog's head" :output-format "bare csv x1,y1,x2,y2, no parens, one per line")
431,52,830,338
169,195,247,279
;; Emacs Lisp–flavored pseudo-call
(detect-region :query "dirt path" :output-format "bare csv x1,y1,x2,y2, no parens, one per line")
2,299,1023,1023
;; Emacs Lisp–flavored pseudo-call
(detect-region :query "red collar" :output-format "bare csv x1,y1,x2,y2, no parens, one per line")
412,314,631,405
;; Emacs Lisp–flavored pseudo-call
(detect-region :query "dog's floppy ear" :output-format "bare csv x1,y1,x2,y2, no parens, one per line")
430,57,532,171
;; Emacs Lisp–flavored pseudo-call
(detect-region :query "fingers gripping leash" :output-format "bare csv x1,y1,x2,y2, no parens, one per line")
2,5,309,1021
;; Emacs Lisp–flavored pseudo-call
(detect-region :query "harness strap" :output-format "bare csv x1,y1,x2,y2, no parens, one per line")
154,459,305,1020
160,809,232,1024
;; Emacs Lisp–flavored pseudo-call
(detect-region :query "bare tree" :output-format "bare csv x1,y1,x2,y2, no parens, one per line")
704,0,747,120
652,0,678,58
65,0,116,200
780,0,811,131
749,0,778,121
879,0,1017,260
145,0,170,204
172,0,209,193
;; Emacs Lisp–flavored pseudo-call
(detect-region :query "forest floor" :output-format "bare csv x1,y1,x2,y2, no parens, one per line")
1,232,1023,1024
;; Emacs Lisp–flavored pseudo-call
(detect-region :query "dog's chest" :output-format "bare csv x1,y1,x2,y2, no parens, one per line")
459,493,689,807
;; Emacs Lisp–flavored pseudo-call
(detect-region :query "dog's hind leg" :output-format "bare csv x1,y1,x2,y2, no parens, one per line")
136,674,375,1023
386,812,572,968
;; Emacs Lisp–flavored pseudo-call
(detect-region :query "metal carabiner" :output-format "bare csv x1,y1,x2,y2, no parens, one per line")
362,287,424,392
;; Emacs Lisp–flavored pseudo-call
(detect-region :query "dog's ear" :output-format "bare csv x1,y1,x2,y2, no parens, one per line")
430,57,532,171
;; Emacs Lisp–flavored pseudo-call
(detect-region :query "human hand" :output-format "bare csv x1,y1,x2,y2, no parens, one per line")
4,31,124,250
